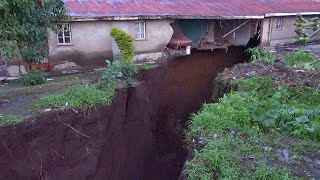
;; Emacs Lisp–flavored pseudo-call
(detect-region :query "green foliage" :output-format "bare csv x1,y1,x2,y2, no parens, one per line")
246,47,276,64
0,115,22,126
19,69,46,86
186,135,292,180
254,163,291,180
110,27,135,63
283,51,320,71
100,58,138,88
136,63,159,71
36,83,116,109
0,0,66,63
185,76,320,179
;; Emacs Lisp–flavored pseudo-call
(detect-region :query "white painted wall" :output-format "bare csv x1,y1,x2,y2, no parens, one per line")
48,19,173,70
261,16,320,46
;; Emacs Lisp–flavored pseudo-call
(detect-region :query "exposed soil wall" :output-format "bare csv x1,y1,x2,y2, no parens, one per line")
0,48,246,180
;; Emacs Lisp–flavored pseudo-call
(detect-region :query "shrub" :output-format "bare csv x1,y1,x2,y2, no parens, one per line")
283,51,320,71
100,59,138,88
247,47,276,64
110,27,135,63
19,69,46,86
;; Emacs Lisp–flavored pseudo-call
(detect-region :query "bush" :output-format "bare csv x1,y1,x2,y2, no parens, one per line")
247,47,276,64
19,69,46,86
110,27,135,63
283,51,320,71
100,59,138,87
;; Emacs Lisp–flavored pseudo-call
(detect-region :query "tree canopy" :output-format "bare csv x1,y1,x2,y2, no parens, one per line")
0,0,66,63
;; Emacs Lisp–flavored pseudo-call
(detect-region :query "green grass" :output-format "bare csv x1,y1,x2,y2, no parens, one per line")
185,76,320,179
283,51,320,71
247,47,276,65
0,73,89,99
136,63,159,71
35,83,116,109
0,115,23,126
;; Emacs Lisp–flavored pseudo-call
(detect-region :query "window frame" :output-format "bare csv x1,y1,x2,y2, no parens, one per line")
275,17,284,31
135,21,146,40
57,23,72,45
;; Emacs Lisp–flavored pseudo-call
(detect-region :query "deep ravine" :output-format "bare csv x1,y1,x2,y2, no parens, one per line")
0,48,246,180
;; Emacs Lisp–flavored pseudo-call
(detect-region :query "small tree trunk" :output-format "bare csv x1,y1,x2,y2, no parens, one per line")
16,54,22,75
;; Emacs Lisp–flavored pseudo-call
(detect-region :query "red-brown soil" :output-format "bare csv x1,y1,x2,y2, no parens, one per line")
0,48,246,180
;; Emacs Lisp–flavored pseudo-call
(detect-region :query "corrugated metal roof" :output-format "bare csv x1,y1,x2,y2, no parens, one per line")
64,0,320,19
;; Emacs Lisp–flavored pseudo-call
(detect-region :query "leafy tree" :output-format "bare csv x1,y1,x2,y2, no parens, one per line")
295,15,320,44
0,0,66,64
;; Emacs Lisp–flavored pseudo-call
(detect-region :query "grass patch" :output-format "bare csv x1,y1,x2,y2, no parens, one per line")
0,73,89,99
136,63,159,71
247,47,276,65
283,51,320,71
0,115,23,126
185,76,320,179
36,83,116,109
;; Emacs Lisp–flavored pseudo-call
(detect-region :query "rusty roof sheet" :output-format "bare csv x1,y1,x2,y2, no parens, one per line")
64,0,320,19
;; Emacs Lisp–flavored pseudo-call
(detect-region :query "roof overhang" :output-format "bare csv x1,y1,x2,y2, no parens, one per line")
67,14,265,22
265,12,320,17
64,12,320,22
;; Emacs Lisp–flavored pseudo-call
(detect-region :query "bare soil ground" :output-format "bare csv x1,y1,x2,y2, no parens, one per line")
221,61,320,88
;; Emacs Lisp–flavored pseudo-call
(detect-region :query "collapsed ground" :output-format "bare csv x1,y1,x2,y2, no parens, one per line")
0,62,157,125
1,45,320,179
183,51,320,179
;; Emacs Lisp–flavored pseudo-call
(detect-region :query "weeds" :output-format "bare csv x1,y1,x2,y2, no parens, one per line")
283,51,320,71
19,69,46,86
36,83,116,109
185,76,320,179
0,115,22,126
136,63,159,71
247,47,276,65
99,58,138,88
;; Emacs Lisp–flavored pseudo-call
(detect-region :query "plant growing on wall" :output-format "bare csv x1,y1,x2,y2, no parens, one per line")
110,27,135,63
295,15,320,44
0,0,66,64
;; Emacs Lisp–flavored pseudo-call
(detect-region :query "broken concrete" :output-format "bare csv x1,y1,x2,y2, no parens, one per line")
53,61,81,74
133,52,164,62
6,65,27,77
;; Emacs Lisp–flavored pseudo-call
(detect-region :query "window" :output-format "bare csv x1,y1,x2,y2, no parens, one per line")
275,17,283,31
57,23,72,44
135,21,145,40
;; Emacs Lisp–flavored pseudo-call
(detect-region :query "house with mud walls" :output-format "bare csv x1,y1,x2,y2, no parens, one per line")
3,0,320,76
